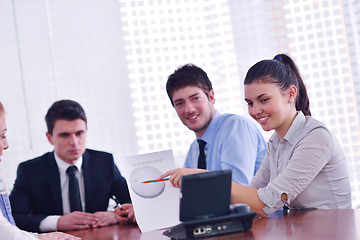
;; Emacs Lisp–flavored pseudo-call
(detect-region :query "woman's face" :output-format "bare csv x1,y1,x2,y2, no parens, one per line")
0,112,9,161
244,81,297,139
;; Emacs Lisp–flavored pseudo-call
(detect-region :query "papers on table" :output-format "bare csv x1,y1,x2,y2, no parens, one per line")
122,149,180,232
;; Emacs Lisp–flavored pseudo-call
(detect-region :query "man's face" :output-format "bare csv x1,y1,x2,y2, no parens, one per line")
172,86,215,138
46,119,87,165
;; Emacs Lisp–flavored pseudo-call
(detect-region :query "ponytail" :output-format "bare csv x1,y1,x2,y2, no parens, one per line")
274,54,311,116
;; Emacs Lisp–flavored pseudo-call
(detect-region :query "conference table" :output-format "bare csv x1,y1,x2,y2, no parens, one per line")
66,208,360,240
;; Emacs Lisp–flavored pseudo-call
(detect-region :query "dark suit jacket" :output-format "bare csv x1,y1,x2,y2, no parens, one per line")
9,149,131,232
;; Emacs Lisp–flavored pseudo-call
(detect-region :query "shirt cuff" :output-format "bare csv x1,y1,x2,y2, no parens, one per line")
257,187,286,215
39,215,60,232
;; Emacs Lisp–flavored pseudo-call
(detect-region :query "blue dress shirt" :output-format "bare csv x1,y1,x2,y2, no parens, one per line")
0,192,16,225
184,111,266,185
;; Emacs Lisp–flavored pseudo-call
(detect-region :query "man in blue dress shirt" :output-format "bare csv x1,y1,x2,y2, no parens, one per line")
166,64,266,185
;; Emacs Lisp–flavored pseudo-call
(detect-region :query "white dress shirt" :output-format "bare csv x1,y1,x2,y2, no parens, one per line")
249,111,352,215
39,153,84,232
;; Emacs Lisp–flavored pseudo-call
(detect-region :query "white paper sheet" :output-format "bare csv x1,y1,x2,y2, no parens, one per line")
122,149,180,232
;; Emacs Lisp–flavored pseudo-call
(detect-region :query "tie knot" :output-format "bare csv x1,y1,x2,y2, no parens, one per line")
197,139,206,149
66,165,78,176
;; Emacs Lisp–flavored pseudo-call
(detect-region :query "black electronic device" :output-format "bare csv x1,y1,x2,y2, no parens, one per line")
179,169,232,222
163,170,256,239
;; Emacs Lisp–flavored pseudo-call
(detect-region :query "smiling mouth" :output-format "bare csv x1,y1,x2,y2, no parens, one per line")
258,115,269,123
187,114,199,120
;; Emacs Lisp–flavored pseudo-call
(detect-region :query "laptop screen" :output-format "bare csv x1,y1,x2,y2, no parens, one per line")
179,170,232,222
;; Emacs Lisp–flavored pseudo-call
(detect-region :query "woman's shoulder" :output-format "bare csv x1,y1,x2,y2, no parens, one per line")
304,115,331,135
302,116,342,151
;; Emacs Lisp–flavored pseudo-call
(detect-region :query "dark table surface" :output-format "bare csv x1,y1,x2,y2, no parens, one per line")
66,208,360,240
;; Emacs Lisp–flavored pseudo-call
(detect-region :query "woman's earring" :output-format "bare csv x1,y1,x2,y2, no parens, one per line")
288,99,293,103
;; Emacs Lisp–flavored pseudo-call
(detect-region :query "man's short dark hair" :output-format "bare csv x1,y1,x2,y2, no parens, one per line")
45,100,87,134
166,64,213,106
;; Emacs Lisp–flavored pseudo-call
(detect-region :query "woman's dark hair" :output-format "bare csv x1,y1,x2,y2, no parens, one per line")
244,54,311,116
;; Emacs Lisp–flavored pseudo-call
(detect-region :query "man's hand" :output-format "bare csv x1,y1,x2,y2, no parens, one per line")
57,211,99,231
114,204,136,223
159,168,209,188
91,211,119,228
37,232,81,240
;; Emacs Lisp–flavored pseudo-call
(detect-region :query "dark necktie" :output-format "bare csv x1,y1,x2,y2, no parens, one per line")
197,139,207,169
66,165,83,212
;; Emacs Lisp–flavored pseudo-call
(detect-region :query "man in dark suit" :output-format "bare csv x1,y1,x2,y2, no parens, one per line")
10,100,133,233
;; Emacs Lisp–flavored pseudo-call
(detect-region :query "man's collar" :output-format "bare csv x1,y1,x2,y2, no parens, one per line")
269,111,306,146
197,110,220,143
54,152,83,174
